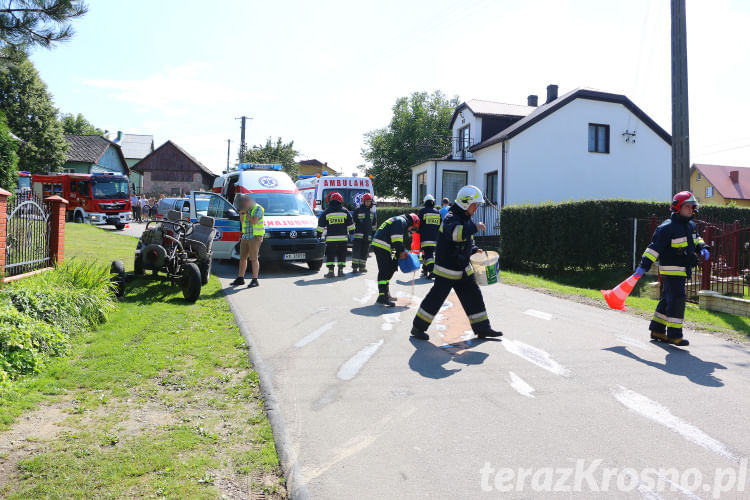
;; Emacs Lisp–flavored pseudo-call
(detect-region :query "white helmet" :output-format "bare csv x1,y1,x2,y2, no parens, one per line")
455,185,484,210
423,194,435,203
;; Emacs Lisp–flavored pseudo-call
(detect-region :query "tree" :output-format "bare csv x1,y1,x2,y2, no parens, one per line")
362,91,457,199
0,110,19,192
0,0,87,52
241,137,299,180
60,112,102,135
0,47,67,173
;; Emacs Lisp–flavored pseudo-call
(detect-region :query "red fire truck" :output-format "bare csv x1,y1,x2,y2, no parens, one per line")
31,172,132,230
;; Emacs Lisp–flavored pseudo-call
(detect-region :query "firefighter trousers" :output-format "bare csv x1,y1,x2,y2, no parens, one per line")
325,242,347,269
649,276,686,339
413,275,491,333
373,246,398,297
352,236,370,268
421,245,435,274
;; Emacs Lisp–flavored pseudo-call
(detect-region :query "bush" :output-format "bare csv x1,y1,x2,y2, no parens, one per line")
0,304,67,380
500,199,750,271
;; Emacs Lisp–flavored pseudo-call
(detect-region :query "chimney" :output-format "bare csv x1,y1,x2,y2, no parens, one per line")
116,131,122,142
730,170,739,183
546,84,558,104
527,95,538,107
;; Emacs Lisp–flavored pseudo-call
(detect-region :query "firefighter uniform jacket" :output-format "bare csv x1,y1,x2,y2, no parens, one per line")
433,204,480,280
639,213,709,279
372,215,409,254
317,202,355,243
352,205,377,241
417,206,441,248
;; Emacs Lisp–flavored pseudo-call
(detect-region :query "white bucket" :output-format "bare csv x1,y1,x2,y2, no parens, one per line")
470,251,500,286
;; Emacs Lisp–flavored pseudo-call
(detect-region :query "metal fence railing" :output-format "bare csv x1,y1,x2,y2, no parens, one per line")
4,193,51,277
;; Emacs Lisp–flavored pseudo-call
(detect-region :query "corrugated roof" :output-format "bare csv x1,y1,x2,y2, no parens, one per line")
693,164,750,200
64,134,130,174
117,134,153,160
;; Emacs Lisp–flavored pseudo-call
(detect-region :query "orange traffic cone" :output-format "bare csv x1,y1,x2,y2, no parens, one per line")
601,274,641,311
125,224,130,229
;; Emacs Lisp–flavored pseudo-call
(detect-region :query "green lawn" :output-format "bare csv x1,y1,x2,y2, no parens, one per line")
500,269,750,339
0,224,285,498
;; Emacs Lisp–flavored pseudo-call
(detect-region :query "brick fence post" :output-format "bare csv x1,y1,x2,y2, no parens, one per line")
0,188,10,274
45,195,69,266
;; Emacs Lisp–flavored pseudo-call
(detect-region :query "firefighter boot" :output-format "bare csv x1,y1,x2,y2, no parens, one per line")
410,326,429,340
476,328,503,339
324,267,335,278
338,266,345,277
650,331,689,346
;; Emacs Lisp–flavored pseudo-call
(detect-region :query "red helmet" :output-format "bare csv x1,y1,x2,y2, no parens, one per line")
671,191,699,212
361,193,373,203
327,192,343,204
407,213,420,229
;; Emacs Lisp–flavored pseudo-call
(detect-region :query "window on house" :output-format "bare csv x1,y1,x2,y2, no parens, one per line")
458,125,471,151
442,170,468,202
485,171,498,204
706,186,713,198
588,124,610,153
417,172,427,203
697,173,702,180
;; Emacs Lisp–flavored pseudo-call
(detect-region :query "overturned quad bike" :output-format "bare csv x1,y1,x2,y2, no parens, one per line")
111,210,217,303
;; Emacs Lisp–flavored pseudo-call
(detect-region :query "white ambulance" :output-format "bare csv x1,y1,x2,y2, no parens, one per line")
206,164,325,270
295,174,375,215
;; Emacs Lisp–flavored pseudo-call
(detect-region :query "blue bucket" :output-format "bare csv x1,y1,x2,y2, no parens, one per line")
399,252,421,273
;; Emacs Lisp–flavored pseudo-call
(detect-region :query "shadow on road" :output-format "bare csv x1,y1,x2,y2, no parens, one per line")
408,337,498,379
294,273,360,286
350,304,409,316
603,345,727,387
395,276,431,286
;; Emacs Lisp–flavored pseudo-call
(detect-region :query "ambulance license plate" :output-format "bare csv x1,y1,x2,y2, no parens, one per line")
283,252,306,261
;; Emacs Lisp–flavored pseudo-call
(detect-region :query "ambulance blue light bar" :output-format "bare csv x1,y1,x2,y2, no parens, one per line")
238,163,283,171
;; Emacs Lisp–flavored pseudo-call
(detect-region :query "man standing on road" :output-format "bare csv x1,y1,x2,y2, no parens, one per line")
131,193,138,221
411,185,503,340
371,213,420,307
439,197,450,220
317,192,355,277
351,193,376,273
231,194,265,288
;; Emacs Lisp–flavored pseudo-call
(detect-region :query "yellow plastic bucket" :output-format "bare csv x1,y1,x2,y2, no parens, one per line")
470,251,500,286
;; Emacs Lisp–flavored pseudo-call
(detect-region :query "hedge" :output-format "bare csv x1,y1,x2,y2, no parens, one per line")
499,200,750,271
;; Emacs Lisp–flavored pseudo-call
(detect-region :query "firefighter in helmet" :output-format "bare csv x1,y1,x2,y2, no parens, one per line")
634,191,710,346
371,213,420,306
411,185,502,340
417,194,441,279
317,191,355,277
351,193,376,272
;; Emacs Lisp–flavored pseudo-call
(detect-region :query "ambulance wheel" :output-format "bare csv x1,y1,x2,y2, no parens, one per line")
307,259,323,271
110,260,126,298
199,259,211,285
74,212,84,223
181,263,202,303
115,223,125,230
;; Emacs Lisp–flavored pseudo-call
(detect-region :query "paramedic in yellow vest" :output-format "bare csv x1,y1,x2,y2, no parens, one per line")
231,194,265,288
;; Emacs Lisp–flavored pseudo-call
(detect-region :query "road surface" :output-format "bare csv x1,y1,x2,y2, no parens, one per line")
214,259,750,499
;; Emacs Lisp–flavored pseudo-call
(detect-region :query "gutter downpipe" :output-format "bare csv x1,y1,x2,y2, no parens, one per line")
433,160,438,201
500,141,506,208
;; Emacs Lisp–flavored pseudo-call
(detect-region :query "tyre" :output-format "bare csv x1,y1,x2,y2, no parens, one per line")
181,263,202,303
115,223,125,230
307,259,323,271
110,260,126,298
134,253,144,276
199,259,211,285
74,212,84,223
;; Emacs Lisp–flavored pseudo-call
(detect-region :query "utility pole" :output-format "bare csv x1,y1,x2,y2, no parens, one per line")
671,0,690,193
235,116,252,162
225,139,231,173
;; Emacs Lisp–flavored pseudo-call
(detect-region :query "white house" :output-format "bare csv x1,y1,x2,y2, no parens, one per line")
411,85,671,210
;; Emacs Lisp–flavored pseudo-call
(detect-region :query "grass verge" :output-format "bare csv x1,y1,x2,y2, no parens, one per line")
0,223,285,498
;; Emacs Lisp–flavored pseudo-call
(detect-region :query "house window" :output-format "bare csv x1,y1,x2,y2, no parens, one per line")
417,171,427,203
706,186,713,198
485,171,498,204
697,173,702,181
63,168,75,174
442,170,468,202
458,125,471,151
588,124,610,153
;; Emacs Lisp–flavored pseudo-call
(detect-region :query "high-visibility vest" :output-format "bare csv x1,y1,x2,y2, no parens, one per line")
242,203,265,237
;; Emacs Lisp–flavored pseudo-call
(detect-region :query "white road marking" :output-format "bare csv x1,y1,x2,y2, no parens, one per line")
523,309,553,321
337,340,384,381
353,280,378,304
507,371,535,398
295,321,337,348
381,312,401,331
612,386,739,463
616,335,654,352
656,476,704,500
502,339,570,377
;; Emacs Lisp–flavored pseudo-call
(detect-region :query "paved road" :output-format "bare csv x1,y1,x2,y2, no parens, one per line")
100,220,147,239
214,258,750,499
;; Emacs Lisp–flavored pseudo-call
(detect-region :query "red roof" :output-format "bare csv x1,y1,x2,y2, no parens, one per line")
693,164,750,200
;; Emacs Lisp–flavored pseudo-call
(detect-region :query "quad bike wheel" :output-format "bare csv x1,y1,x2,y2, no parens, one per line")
110,260,126,298
199,258,211,285
181,263,202,303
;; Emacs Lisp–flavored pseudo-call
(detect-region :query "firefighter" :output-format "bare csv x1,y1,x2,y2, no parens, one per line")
634,191,710,346
372,213,420,306
411,185,503,340
317,191,355,278
351,193,376,273
417,194,441,279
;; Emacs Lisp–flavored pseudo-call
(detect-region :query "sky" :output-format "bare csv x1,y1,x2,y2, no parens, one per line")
28,0,750,176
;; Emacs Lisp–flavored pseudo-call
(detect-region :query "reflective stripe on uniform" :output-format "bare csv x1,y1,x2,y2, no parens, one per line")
378,280,388,285
652,312,683,329
694,236,705,245
353,233,364,239
643,247,659,262
348,224,356,231
468,311,488,324
433,264,463,280
452,225,464,242
659,265,687,277
391,235,404,242
326,235,348,242
416,308,435,323
465,264,474,276
671,237,688,248
420,240,437,248
424,257,435,265
316,226,324,233
372,239,391,251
